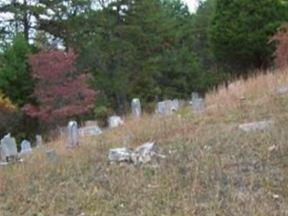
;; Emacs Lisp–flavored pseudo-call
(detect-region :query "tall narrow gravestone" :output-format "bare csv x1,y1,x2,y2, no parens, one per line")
191,92,204,113
131,98,141,118
0,133,18,161
36,135,43,147
67,121,78,148
19,140,32,156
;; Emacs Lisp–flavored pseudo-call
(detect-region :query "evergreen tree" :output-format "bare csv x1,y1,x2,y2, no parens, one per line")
0,34,33,106
210,0,287,74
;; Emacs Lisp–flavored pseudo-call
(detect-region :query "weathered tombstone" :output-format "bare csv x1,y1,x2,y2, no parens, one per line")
19,140,32,156
156,99,180,116
108,116,124,128
67,121,78,148
131,98,141,118
78,125,102,137
190,92,205,113
45,149,58,163
35,135,43,147
108,147,132,163
0,134,18,161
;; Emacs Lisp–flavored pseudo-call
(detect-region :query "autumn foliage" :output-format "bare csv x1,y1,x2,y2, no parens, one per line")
23,49,96,124
270,23,288,69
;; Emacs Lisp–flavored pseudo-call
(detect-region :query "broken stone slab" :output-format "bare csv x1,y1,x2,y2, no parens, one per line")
108,142,165,164
238,120,274,132
131,142,157,164
108,116,124,128
108,147,133,163
78,125,102,137
19,140,32,156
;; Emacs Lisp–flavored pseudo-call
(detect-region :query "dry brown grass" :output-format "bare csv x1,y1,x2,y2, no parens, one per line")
1,68,288,215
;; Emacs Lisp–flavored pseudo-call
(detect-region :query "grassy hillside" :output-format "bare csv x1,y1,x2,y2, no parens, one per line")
1,68,288,215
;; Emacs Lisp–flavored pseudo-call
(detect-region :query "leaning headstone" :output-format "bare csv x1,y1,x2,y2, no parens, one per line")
131,98,141,118
67,121,78,148
35,135,43,147
238,120,274,132
78,126,102,137
19,140,32,156
108,116,124,128
0,134,18,161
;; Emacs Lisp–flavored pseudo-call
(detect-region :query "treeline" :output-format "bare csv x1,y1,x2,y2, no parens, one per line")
0,0,287,139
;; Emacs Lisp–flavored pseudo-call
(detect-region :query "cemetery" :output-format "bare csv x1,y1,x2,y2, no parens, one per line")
0,0,288,214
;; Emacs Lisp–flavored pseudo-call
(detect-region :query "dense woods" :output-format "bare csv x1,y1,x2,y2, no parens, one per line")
0,0,288,138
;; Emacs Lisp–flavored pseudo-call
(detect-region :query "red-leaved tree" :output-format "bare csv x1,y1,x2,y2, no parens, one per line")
23,49,96,124
270,23,288,69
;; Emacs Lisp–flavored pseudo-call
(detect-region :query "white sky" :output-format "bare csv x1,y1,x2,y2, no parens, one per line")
182,0,198,13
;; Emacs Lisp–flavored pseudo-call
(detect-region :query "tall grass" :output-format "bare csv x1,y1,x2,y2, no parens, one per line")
1,68,288,215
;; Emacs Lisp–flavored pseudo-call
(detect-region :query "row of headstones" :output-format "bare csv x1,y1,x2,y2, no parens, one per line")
66,94,205,148
0,133,42,163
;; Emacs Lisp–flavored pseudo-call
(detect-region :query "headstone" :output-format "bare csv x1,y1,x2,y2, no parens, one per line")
238,120,274,132
131,98,141,118
46,149,58,162
156,99,180,116
35,135,43,147
19,140,32,156
0,133,18,161
190,92,205,113
108,116,124,128
67,121,78,148
78,126,102,137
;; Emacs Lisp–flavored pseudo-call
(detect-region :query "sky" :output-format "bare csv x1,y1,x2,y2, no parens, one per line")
182,0,198,13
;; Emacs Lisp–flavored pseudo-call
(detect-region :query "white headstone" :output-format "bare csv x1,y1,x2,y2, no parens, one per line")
36,135,43,147
67,121,78,148
0,133,18,161
190,92,204,113
108,116,124,128
78,126,102,137
156,99,180,116
131,98,141,118
19,140,32,156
